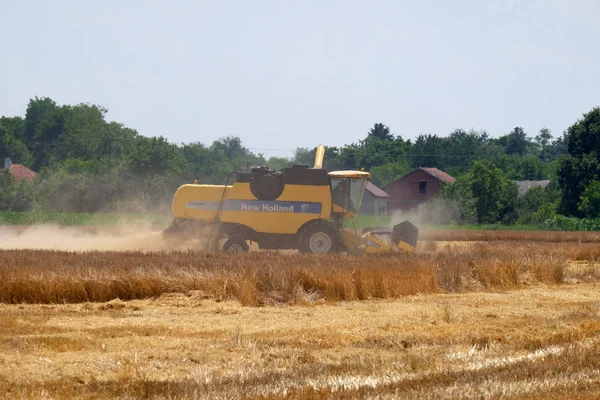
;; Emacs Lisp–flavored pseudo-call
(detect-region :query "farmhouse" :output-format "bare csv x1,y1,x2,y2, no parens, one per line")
1,158,37,183
383,167,455,213
359,181,389,216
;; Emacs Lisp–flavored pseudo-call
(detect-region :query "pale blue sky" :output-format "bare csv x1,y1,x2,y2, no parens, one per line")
1,0,598,158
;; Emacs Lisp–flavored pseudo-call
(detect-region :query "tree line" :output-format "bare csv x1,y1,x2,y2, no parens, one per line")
1,97,599,226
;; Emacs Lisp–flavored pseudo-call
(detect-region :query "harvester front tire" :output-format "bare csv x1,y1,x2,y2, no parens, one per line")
298,221,341,254
222,235,249,253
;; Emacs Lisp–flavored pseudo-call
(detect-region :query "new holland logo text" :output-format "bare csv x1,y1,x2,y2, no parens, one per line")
185,200,321,214
240,203,294,212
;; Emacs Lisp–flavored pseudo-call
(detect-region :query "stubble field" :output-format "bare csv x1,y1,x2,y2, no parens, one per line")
2,226,600,399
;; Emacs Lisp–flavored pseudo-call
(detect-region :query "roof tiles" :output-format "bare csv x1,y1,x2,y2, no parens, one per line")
420,168,456,183
8,164,37,182
365,181,389,197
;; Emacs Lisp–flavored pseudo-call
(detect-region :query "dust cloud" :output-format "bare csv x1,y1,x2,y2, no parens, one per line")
0,223,205,252
0,198,458,252
390,198,460,229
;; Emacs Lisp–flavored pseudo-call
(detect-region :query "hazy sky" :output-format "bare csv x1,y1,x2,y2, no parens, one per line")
1,0,599,158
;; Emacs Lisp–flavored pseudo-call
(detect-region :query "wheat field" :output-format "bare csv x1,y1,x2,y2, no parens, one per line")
2,227,600,399
420,228,600,243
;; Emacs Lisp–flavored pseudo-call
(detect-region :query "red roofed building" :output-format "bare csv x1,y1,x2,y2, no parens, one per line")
358,180,390,216
7,163,37,183
383,167,455,213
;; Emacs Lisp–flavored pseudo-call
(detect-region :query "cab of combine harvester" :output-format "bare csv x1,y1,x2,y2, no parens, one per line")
328,170,370,218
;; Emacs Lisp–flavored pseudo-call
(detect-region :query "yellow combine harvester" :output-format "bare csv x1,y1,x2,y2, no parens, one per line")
163,145,419,254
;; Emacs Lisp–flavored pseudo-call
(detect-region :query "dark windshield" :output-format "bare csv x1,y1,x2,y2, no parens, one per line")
331,178,367,214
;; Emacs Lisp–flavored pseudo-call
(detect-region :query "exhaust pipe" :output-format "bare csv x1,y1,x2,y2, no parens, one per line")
314,144,325,169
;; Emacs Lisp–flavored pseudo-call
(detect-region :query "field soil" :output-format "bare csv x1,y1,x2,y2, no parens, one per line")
2,225,600,399
3,283,600,399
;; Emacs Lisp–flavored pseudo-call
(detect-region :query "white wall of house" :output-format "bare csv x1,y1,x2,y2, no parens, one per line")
359,192,388,215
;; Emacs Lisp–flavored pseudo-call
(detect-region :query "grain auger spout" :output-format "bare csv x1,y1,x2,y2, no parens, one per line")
163,144,419,254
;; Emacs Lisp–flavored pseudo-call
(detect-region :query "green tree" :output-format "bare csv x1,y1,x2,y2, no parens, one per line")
438,172,478,224
547,131,569,161
210,136,267,172
517,186,545,223
565,107,600,157
24,97,70,170
535,127,553,148
293,145,342,170
335,124,411,171
531,202,558,223
534,127,554,161
503,126,530,155
0,116,26,141
210,136,248,161
557,153,599,216
367,123,394,141
470,162,503,223
578,180,600,218
128,135,184,177
56,103,108,160
180,142,230,183
411,134,445,169
293,147,315,166
557,107,600,216
0,169,37,211
515,185,561,224
265,156,293,171
336,144,360,170
355,136,409,171
10,179,38,212
99,122,137,172
0,170,17,210
443,129,488,172
0,126,33,166
444,161,519,224
369,160,411,187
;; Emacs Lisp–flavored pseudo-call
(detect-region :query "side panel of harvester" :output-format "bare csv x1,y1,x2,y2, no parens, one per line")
171,182,333,235
222,183,333,234
171,184,233,221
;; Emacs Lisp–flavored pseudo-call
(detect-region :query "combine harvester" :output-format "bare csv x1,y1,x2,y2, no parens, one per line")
163,145,419,254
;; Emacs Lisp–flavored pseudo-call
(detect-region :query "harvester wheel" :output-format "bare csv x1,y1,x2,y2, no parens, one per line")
298,221,341,254
222,235,249,253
